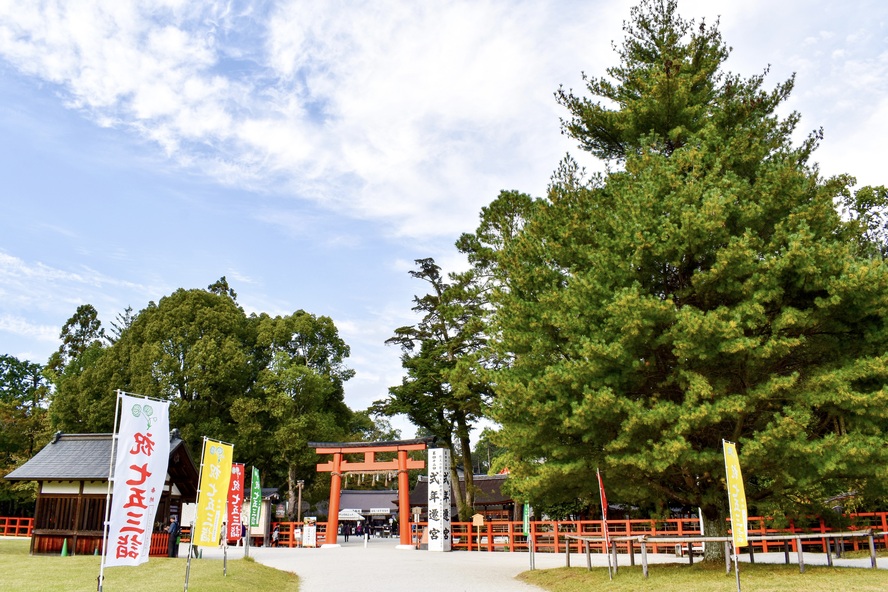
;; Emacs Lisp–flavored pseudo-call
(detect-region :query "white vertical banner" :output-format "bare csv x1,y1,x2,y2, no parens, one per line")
427,448,452,552
105,394,170,566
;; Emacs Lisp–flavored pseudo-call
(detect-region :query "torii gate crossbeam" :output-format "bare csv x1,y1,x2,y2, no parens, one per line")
310,438,433,546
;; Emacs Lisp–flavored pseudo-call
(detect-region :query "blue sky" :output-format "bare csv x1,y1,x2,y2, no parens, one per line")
1,1,886,437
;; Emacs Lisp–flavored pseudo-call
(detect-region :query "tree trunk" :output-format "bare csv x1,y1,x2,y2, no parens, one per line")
701,507,728,562
287,464,297,521
458,427,475,521
448,459,467,521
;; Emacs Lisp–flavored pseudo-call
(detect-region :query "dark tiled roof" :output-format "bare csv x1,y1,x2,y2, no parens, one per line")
340,489,398,512
406,474,511,507
4,433,114,480
4,432,195,493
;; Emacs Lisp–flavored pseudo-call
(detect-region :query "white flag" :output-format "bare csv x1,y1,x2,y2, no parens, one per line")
105,394,170,567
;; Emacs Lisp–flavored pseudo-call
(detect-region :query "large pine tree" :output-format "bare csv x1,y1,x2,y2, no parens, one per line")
489,0,888,559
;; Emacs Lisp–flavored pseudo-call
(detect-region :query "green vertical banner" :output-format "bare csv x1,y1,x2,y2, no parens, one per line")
522,503,530,536
249,467,261,528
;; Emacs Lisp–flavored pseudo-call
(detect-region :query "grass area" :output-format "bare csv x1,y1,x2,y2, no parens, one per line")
0,539,298,592
520,562,888,592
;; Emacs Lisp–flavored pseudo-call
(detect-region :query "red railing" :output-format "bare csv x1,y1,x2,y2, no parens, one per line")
0,516,33,537
7,512,883,554
419,513,888,554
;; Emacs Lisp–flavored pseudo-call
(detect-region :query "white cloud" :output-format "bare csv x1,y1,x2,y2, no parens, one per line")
0,1,618,242
0,314,58,342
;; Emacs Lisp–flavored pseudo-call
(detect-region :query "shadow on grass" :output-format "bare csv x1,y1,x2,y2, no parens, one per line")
520,562,888,592
0,539,298,592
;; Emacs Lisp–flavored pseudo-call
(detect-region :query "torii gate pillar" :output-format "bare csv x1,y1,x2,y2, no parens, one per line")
310,438,432,547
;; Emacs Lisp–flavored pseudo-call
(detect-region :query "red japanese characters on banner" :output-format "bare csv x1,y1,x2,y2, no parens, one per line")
226,463,245,542
105,394,170,567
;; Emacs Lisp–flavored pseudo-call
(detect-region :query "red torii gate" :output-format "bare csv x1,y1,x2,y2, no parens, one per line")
310,437,433,546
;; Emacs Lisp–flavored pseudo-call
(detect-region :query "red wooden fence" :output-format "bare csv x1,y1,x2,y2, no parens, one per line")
6,512,885,555
0,516,33,537
268,512,888,553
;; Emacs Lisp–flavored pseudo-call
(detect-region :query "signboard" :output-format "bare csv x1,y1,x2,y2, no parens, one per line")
303,518,317,548
723,441,748,548
369,508,391,515
226,464,244,542
249,467,261,527
194,439,233,546
105,394,170,567
427,448,452,552
522,503,531,536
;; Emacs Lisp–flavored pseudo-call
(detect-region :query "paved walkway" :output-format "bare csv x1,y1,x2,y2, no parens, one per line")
194,537,686,591
196,538,886,592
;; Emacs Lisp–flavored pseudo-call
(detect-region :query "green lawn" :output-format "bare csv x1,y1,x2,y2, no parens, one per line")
0,539,298,592
520,562,888,592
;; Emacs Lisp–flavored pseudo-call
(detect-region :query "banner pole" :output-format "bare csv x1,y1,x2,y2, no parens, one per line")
245,508,250,558
184,437,207,592
724,440,748,592
97,390,123,592
734,550,741,592
223,501,228,576
597,468,612,580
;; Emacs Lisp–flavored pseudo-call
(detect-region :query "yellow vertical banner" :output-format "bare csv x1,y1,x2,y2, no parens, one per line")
723,440,748,548
194,439,234,546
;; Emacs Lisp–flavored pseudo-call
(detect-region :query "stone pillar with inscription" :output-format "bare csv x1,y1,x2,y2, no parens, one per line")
427,448,452,551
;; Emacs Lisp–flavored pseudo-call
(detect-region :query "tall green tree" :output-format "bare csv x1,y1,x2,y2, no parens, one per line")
490,0,888,560
46,304,113,433
46,304,106,378
113,287,254,450
49,286,255,452
0,355,50,514
233,310,354,520
375,258,491,520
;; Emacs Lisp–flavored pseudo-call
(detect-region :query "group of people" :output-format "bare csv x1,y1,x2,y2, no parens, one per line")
339,522,371,542
164,516,250,557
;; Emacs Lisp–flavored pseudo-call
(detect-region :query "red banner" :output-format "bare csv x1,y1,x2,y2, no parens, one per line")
226,463,245,542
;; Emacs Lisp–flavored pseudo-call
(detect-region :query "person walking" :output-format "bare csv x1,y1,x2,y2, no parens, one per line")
272,524,280,547
165,516,180,558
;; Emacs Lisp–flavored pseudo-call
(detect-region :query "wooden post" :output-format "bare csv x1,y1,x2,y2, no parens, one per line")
628,539,635,566
326,452,342,545
783,540,790,565
397,450,410,546
868,533,877,569
749,537,755,563
611,539,619,574
585,540,591,571
724,541,731,574
641,541,649,579
797,536,805,574
687,541,694,565
826,537,833,567
565,536,570,567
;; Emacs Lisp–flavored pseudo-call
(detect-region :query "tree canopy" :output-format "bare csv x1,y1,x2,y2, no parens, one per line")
375,258,491,520
485,0,888,552
0,354,49,515
44,279,357,512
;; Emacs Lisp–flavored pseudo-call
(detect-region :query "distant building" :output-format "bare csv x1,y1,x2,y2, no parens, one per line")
4,432,198,555
339,489,400,536
405,473,516,521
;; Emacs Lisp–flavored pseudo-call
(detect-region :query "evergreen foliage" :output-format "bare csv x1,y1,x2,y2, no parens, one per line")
374,258,491,520
486,0,888,549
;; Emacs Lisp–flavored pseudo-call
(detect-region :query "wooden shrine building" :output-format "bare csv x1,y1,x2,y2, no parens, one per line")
4,431,198,555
